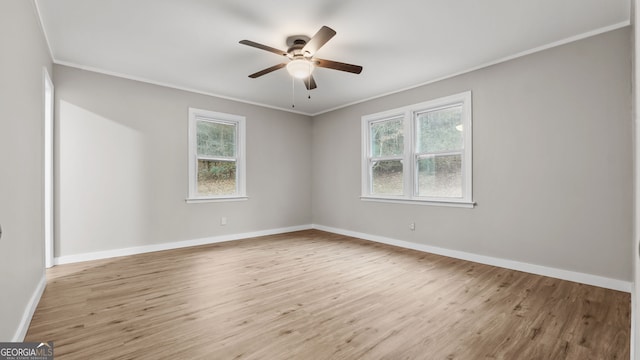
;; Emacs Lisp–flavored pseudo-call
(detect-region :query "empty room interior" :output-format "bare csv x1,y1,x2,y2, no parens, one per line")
2,0,640,359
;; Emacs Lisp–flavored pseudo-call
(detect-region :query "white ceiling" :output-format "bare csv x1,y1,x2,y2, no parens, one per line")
35,0,630,115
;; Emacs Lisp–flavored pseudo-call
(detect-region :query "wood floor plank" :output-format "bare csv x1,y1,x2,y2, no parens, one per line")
25,230,630,359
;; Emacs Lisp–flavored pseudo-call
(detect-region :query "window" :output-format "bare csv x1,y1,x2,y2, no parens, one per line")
361,91,473,207
188,108,246,202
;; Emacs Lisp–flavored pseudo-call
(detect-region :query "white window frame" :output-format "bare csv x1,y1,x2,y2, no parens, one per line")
187,108,247,203
361,91,474,208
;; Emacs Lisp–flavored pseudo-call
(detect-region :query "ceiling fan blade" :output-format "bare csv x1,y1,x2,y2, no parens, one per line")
313,58,363,74
239,40,288,57
302,26,336,55
304,75,317,90
248,63,286,78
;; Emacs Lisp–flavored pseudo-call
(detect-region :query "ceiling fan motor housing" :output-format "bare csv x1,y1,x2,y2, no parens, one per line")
287,37,310,57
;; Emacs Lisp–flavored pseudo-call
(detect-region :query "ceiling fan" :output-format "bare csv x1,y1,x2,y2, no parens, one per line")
239,26,363,90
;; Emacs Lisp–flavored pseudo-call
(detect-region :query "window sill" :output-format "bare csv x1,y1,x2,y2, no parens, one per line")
360,196,475,208
186,196,248,204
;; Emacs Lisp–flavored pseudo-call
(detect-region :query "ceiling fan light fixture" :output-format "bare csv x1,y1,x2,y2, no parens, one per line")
287,58,314,79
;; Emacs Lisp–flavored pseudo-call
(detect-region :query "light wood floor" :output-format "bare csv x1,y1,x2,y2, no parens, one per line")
26,230,629,359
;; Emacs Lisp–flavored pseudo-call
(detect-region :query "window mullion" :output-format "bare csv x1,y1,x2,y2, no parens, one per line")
404,110,413,199
416,150,463,158
197,155,237,162
370,155,403,162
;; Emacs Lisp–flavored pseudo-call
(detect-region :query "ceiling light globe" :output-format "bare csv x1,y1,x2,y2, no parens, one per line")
287,59,314,79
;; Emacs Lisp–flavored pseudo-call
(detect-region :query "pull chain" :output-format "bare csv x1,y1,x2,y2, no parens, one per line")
291,76,295,108
307,62,312,100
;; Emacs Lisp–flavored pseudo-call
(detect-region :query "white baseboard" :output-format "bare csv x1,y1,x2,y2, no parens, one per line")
12,272,46,342
311,224,632,293
54,225,312,265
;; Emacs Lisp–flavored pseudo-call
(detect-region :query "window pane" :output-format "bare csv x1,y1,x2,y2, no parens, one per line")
372,160,403,195
197,159,236,196
197,121,236,157
417,154,462,198
417,105,463,153
370,118,404,157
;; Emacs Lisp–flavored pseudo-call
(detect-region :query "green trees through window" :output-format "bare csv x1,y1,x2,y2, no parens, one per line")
196,120,237,196
416,105,463,198
370,117,404,195
370,118,403,157
416,106,462,153
197,121,236,157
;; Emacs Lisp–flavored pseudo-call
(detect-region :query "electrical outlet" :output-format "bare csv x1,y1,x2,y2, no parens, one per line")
409,222,415,231
220,217,227,226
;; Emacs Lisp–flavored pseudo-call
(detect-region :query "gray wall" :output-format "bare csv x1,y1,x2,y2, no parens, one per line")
312,28,633,281
54,65,312,257
0,1,51,340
